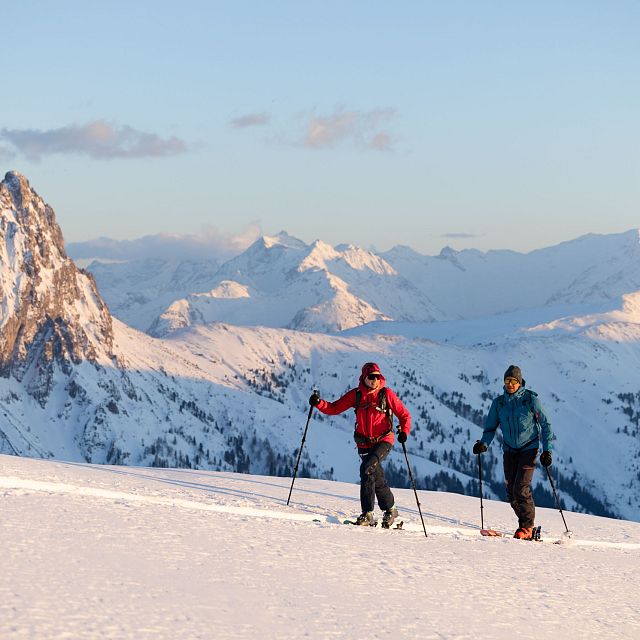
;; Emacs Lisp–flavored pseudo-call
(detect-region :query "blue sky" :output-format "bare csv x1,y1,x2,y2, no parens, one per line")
2,1,639,255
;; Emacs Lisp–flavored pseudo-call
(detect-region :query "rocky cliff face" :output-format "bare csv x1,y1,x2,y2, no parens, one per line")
0,171,114,405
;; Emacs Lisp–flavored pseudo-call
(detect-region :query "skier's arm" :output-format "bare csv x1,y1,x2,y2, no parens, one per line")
315,389,356,415
386,388,411,436
480,398,500,446
532,395,554,451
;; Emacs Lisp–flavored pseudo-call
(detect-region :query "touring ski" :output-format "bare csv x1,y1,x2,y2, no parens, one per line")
343,519,404,530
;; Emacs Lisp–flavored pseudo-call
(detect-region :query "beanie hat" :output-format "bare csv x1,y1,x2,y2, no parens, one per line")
504,365,522,384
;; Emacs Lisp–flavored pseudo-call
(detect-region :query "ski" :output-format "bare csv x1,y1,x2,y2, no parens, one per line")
480,525,544,541
343,518,404,530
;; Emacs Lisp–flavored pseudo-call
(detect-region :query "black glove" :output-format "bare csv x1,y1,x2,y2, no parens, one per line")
397,430,407,444
473,440,487,455
540,451,552,467
308,392,321,407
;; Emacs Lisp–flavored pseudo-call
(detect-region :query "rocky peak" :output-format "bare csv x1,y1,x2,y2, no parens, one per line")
0,172,114,405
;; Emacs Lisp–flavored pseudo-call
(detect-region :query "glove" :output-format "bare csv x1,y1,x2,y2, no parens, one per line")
540,451,552,467
397,431,407,444
308,392,321,407
473,440,487,455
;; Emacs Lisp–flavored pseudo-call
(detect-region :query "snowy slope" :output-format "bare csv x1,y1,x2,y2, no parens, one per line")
381,229,640,320
2,455,639,640
87,257,221,332
146,233,441,335
84,232,443,336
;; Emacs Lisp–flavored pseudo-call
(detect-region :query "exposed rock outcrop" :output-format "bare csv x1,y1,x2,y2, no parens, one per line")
0,171,114,405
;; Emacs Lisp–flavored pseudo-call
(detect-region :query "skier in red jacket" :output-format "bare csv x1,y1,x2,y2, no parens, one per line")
309,362,411,528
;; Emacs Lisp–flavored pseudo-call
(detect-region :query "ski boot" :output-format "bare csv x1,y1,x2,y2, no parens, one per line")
355,511,375,526
513,527,533,540
381,506,398,529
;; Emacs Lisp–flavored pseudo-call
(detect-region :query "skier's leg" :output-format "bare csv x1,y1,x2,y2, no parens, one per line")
370,442,394,511
359,448,379,513
513,449,537,528
503,451,520,520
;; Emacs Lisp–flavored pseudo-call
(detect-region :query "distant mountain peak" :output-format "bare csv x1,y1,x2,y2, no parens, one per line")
261,232,307,250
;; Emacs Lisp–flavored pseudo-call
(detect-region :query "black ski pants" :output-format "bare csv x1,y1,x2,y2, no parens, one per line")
503,448,538,529
358,441,394,514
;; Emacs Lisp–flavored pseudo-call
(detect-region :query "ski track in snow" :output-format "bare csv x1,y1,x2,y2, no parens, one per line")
2,475,639,551
2,456,640,640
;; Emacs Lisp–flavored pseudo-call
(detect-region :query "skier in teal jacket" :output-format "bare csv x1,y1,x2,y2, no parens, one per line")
473,365,554,539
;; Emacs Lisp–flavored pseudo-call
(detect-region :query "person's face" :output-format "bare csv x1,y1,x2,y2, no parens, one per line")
504,376,521,394
364,373,381,389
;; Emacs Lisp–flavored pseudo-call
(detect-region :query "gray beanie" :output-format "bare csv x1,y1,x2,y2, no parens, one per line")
504,365,523,383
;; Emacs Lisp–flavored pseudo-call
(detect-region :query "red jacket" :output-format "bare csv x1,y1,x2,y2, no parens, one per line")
316,374,411,449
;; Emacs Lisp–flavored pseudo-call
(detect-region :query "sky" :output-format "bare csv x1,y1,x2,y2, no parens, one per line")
1,1,639,255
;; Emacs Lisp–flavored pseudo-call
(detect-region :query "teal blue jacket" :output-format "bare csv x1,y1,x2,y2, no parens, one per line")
481,385,554,453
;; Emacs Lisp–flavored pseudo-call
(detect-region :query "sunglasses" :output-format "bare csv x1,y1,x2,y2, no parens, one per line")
504,377,520,385
367,374,381,380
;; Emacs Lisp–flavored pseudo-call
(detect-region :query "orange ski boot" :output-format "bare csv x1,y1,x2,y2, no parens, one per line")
514,527,533,540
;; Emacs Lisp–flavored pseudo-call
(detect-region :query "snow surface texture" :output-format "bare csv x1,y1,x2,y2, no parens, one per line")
1,455,639,640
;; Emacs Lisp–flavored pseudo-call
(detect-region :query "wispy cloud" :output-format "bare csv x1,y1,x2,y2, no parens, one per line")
442,232,481,239
0,145,16,161
67,222,264,263
229,112,270,128
0,121,187,161
299,107,396,151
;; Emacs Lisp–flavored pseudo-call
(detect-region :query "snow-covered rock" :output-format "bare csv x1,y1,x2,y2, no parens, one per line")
0,171,114,406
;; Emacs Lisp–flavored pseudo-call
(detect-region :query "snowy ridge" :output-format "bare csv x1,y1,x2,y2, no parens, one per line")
91,231,442,335
2,455,640,639
83,227,640,338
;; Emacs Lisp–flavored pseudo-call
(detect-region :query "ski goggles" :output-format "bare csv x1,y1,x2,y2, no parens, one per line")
366,374,381,380
504,377,520,385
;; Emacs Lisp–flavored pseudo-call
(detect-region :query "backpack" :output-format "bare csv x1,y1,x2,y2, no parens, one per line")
352,387,394,446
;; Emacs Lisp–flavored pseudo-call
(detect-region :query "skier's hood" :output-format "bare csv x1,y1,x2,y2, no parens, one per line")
359,362,387,391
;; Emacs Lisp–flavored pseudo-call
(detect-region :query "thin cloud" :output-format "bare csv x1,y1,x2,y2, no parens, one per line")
300,107,396,151
442,232,481,239
229,112,270,128
0,145,16,161
0,120,187,161
67,222,264,263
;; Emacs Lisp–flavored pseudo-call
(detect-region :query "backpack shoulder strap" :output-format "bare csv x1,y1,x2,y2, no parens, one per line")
354,388,362,413
379,387,394,427
524,389,540,423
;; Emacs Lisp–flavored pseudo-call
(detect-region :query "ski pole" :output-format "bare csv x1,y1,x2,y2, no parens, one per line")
286,391,317,506
400,440,428,538
545,466,571,535
477,453,485,530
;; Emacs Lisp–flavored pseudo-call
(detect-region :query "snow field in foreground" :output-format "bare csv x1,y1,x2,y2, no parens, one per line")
1,455,640,640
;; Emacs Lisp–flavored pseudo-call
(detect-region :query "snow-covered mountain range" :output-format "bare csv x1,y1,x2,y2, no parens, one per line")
81,226,640,337
2,171,640,522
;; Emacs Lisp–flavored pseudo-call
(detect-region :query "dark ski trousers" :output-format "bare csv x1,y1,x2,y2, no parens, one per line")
358,441,394,514
503,448,538,529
